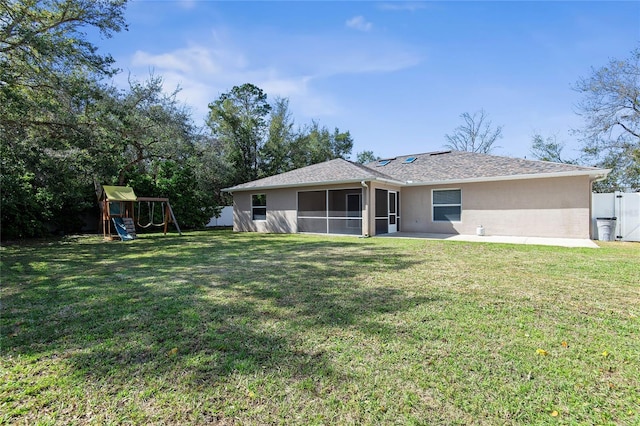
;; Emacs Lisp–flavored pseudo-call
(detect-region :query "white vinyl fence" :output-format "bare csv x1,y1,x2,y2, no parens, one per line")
591,192,640,242
207,206,233,227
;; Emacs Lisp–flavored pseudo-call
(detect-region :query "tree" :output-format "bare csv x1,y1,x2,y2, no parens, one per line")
0,0,127,141
574,47,640,191
260,97,295,177
191,135,231,213
0,0,128,238
207,83,271,186
530,133,576,164
355,150,380,164
207,85,354,186
103,76,220,229
288,121,353,170
128,160,216,229
444,109,503,154
99,75,198,186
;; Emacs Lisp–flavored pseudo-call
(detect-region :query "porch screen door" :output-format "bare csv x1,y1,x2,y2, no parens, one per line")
388,191,397,233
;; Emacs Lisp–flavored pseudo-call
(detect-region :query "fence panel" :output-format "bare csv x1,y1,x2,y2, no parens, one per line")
592,192,640,242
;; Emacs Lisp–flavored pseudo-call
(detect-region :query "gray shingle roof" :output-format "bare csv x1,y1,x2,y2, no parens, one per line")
367,150,605,183
224,150,608,192
224,158,402,191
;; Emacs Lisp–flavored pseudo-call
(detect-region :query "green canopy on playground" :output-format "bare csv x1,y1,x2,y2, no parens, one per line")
102,186,137,201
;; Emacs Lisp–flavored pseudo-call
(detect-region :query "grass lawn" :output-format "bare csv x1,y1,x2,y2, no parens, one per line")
1,230,639,425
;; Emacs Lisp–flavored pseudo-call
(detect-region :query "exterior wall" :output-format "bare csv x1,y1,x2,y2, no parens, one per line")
232,176,593,238
401,176,592,238
232,183,368,234
233,188,297,233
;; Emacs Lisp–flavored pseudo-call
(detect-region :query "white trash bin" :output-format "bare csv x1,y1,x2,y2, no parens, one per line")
596,217,617,241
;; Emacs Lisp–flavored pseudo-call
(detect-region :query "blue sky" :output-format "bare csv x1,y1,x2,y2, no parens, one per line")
93,1,640,161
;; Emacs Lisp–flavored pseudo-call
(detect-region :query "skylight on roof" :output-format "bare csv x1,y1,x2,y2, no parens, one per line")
403,157,417,164
377,160,391,166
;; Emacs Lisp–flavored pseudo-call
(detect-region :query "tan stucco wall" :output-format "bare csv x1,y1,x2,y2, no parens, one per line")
400,176,592,238
232,176,592,238
233,188,297,233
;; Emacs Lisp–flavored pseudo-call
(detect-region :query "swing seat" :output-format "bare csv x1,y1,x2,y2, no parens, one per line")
137,201,167,228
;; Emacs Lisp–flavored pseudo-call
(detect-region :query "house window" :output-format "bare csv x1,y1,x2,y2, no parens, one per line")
252,194,267,220
433,189,461,222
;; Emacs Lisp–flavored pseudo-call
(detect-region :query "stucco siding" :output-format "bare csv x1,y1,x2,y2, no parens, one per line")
233,189,297,233
401,176,592,238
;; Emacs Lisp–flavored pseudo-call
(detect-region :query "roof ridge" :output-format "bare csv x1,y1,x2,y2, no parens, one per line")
347,159,397,179
454,150,601,171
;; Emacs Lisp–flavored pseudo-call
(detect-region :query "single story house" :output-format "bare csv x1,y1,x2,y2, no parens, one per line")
223,150,609,239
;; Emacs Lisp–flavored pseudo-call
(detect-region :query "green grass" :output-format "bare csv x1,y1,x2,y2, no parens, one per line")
2,230,639,425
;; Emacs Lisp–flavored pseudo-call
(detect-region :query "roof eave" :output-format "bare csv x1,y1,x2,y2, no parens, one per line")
404,169,611,186
223,177,404,193
224,169,611,192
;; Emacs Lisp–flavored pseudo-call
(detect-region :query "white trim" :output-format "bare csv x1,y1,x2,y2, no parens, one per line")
432,188,462,223
224,177,403,193
388,190,398,233
224,169,610,193
251,193,267,221
406,170,611,187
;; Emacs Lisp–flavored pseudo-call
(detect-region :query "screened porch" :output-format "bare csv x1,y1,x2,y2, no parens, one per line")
297,189,363,235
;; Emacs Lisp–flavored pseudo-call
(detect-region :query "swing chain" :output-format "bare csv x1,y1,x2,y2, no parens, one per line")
136,201,167,228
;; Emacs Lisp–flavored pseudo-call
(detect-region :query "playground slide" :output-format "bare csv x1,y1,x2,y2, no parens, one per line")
112,217,135,241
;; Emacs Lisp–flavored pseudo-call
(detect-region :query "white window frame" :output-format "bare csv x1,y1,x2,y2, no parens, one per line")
432,188,461,223
251,193,267,221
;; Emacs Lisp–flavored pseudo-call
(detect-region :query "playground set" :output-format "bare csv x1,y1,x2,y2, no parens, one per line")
100,185,182,241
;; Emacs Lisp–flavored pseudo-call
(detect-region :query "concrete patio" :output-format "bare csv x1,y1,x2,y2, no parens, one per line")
376,232,600,248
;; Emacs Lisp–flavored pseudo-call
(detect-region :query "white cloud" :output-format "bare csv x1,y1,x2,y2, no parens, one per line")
119,24,421,122
131,45,246,76
346,16,373,32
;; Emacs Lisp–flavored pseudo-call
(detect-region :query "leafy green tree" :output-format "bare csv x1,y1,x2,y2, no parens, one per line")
330,127,354,160
127,160,217,229
190,135,232,212
289,121,353,169
207,84,354,187
355,150,380,164
260,97,295,177
207,83,271,185
0,0,128,239
445,109,503,154
97,75,198,186
109,77,223,229
574,47,640,191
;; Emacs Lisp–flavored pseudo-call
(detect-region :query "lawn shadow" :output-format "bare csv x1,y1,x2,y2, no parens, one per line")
2,230,437,393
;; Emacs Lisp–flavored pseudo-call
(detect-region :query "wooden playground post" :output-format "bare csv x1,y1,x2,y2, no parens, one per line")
100,186,182,239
